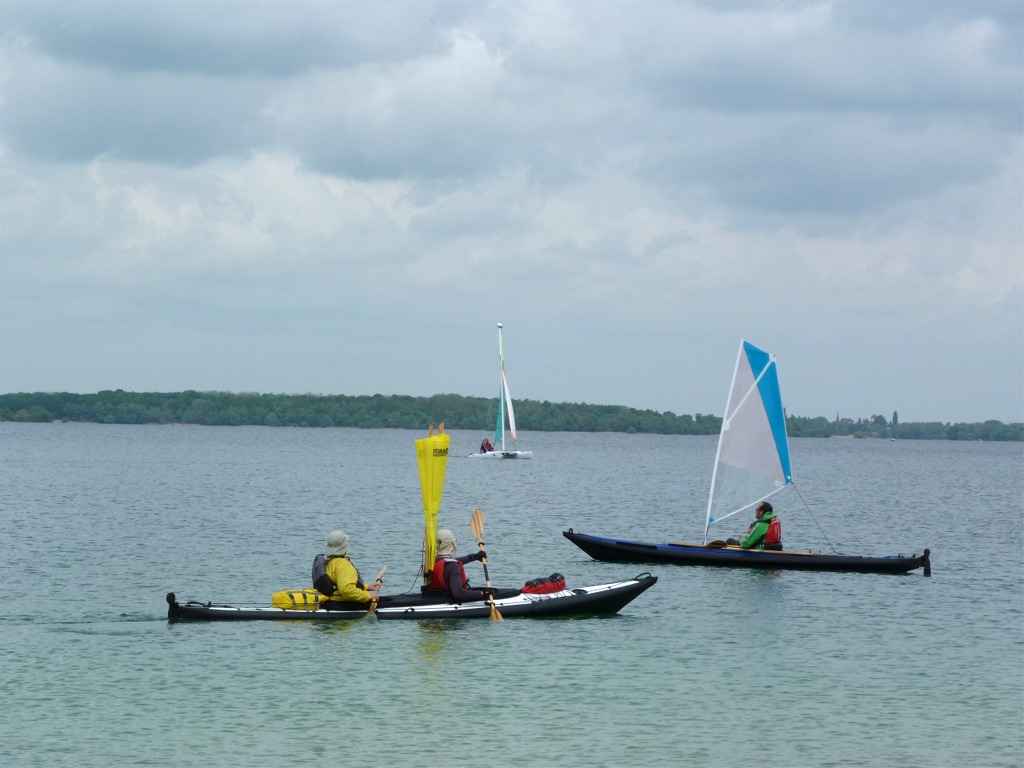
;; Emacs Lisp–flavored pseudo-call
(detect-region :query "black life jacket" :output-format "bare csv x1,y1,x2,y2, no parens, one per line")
312,553,334,596
312,554,365,596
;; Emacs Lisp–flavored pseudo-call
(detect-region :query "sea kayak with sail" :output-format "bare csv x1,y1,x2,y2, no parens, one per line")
563,530,930,575
166,574,657,622
564,339,931,575
167,425,660,625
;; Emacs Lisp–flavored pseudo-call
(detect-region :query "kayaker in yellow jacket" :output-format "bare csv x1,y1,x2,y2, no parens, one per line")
316,530,381,608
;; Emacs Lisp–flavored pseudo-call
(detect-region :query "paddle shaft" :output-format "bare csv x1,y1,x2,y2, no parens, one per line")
365,564,387,615
470,508,503,621
470,508,494,585
479,551,493,585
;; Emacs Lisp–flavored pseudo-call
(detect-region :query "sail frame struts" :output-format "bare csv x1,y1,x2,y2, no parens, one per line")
416,423,450,585
703,340,793,543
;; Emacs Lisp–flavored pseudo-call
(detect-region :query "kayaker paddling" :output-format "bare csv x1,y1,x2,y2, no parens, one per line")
313,530,382,610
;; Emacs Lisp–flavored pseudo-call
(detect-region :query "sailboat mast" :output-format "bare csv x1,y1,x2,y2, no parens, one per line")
496,322,506,451
703,340,746,544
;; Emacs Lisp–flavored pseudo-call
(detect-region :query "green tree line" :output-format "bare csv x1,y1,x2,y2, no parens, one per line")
0,390,1019,441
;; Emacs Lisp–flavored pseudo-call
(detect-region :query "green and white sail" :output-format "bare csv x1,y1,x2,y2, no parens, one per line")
703,340,792,543
472,322,532,459
495,323,519,449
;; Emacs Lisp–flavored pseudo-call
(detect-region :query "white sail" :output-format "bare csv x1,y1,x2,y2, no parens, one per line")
501,368,517,442
703,340,792,542
471,323,533,459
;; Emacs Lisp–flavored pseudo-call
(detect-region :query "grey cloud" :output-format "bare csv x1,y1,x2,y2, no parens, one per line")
0,0,1019,421
2,0,456,76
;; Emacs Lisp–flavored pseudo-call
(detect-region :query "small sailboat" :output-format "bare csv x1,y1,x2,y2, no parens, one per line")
565,340,930,575
470,323,533,459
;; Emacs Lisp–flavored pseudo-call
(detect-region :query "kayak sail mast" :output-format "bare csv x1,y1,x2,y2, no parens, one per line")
703,340,792,544
416,423,450,587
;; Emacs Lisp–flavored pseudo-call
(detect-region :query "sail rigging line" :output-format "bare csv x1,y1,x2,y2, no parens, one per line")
791,482,841,555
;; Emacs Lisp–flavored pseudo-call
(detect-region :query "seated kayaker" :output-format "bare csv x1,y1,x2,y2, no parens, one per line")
312,530,381,609
726,502,782,550
427,528,494,603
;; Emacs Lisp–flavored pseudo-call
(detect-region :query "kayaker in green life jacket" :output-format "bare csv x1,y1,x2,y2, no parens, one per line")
729,502,783,550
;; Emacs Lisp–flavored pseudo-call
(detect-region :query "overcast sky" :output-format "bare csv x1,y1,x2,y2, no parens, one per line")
1,0,1021,424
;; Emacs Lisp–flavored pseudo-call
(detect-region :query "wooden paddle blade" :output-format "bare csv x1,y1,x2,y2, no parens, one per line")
707,540,728,549
470,508,485,544
489,600,503,622
377,564,388,581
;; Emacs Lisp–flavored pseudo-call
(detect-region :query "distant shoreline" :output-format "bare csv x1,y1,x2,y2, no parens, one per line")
1,390,1019,441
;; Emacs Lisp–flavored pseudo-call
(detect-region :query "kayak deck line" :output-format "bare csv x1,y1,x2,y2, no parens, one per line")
667,541,819,556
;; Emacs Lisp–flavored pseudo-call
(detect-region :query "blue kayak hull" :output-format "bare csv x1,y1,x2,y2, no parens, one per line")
563,530,930,575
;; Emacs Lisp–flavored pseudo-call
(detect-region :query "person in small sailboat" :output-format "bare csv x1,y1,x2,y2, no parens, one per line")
426,528,495,602
727,502,783,550
480,437,493,453
312,530,382,609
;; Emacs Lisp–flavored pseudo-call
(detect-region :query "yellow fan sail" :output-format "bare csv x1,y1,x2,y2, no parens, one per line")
415,424,450,585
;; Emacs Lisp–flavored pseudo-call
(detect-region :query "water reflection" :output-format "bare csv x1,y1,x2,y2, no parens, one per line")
310,618,365,636
414,619,469,665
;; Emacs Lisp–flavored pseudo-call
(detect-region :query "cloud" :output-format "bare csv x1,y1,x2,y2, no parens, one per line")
0,0,1020,423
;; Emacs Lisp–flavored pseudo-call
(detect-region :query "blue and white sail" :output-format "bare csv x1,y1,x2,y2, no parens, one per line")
703,340,792,542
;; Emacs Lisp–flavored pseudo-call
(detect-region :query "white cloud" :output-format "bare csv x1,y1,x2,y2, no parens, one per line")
0,0,1019,422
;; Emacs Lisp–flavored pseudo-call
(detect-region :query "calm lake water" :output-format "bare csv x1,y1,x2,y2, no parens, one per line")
1,423,1021,768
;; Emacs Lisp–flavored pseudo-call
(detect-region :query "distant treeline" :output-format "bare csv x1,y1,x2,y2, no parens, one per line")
0,390,1020,441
